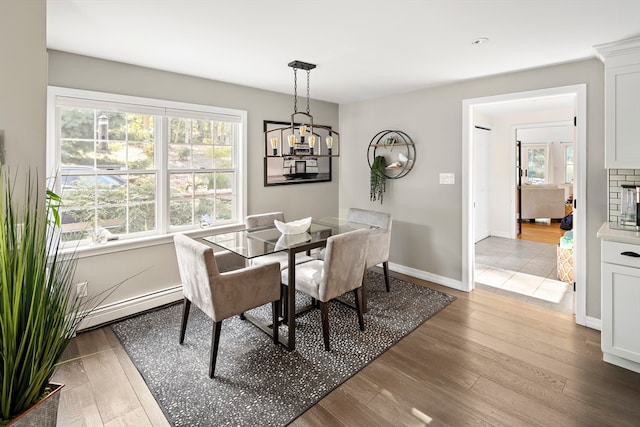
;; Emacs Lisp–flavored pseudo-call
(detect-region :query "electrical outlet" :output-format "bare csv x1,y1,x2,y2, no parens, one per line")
76,281,88,298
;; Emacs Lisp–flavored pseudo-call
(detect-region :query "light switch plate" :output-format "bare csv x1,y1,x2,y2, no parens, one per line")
439,173,455,185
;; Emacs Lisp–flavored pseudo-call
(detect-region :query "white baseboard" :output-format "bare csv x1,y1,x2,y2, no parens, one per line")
388,262,465,291
603,352,640,374
585,316,602,331
490,231,513,239
79,285,184,330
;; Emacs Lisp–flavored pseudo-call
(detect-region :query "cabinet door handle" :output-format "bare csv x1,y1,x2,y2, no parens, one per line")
620,251,640,258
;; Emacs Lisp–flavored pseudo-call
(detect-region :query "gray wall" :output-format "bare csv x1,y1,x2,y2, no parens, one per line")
0,1,47,192
339,59,607,319
44,51,339,324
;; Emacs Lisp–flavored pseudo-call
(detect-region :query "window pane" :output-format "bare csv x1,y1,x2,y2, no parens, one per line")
170,200,193,227
128,142,155,170
129,201,156,233
129,174,156,202
192,145,213,169
169,117,188,144
526,147,546,184
168,144,191,168
97,206,126,234
215,195,233,220
565,164,574,184
60,107,94,139
213,146,233,168
60,207,95,242
95,175,126,206
565,146,574,184
95,111,124,169
169,173,193,226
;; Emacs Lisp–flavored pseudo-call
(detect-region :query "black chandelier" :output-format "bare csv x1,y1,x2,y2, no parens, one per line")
265,60,339,157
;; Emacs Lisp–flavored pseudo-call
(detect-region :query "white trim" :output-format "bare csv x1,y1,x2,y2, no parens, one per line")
59,221,244,259
462,84,588,326
78,285,184,330
388,262,465,291
603,353,640,374
585,316,602,331
490,231,512,239
48,86,244,118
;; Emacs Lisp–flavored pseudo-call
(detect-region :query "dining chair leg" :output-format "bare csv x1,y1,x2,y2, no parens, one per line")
179,298,191,344
272,300,280,344
239,312,246,320
354,288,365,331
209,320,222,378
383,261,390,292
320,301,331,351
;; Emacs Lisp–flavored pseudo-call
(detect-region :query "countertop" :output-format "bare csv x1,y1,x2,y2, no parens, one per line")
597,222,640,245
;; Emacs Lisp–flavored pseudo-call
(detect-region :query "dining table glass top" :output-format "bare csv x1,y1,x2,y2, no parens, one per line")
202,217,377,259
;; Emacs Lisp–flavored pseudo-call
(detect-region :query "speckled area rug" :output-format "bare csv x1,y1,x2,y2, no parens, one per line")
111,271,455,427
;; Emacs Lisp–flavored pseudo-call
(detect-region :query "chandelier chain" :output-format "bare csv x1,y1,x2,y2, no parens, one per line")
293,67,298,114
306,69,311,114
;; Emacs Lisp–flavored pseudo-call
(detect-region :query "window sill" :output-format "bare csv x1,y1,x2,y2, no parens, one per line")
59,223,246,259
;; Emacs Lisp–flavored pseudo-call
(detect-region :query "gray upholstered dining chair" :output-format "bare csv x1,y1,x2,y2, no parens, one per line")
173,234,281,378
245,211,314,269
280,229,369,351
347,208,393,293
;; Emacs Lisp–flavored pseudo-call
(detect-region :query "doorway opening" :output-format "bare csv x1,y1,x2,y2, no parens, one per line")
462,85,587,325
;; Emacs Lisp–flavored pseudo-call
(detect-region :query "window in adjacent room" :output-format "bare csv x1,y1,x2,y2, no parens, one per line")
47,87,246,245
564,144,574,184
522,143,549,184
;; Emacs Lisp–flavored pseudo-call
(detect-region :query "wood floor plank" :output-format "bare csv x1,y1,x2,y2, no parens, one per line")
55,382,103,427
470,376,577,427
359,355,517,426
430,310,640,399
78,348,145,425
518,220,566,244
413,325,568,393
451,306,640,390
103,328,170,427
417,325,627,426
103,407,153,427
289,404,345,427
314,387,387,427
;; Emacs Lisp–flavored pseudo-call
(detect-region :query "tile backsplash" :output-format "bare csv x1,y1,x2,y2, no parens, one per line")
608,169,640,223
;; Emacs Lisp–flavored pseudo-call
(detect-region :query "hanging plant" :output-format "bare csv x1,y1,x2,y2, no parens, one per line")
370,155,386,203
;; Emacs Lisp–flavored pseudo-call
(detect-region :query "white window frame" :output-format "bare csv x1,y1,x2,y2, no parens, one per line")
47,86,247,249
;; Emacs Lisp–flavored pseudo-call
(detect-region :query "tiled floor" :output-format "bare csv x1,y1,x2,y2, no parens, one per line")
474,236,574,314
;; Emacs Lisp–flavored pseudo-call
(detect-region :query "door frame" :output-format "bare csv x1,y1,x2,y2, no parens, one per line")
462,84,587,326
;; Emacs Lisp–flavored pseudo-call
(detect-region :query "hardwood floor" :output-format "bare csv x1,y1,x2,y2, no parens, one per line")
53,270,640,426
518,220,566,245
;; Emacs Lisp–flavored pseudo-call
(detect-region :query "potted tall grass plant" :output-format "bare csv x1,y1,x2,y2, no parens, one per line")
0,168,115,426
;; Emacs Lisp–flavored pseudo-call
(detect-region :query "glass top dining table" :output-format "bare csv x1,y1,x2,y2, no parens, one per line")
202,217,377,351
203,217,376,259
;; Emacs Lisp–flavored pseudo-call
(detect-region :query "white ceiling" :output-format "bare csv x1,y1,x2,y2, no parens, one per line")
47,0,640,105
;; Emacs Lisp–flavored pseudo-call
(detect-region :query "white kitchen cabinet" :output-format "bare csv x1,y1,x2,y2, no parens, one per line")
600,238,640,373
595,37,640,169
